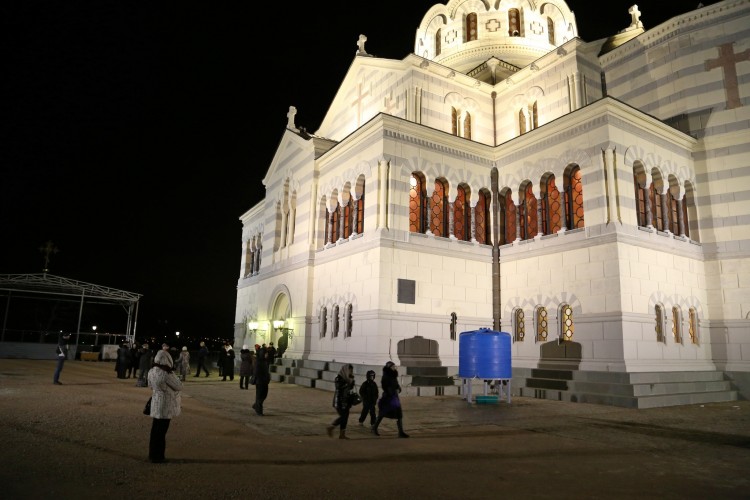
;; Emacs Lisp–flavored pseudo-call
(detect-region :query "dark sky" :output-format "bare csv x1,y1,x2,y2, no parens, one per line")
1,1,715,341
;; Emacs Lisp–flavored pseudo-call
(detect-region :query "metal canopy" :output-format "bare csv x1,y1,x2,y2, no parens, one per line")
0,273,142,342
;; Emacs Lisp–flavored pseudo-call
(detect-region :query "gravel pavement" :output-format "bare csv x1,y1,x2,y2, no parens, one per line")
1,359,748,499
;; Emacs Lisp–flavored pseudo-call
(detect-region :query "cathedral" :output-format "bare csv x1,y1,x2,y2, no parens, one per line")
234,0,750,405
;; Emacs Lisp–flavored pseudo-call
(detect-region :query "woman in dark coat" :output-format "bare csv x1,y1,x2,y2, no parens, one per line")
252,348,271,415
221,344,235,381
115,342,130,379
238,345,254,390
327,364,355,439
372,361,409,438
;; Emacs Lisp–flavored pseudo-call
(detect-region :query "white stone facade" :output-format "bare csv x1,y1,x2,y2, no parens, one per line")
235,1,750,381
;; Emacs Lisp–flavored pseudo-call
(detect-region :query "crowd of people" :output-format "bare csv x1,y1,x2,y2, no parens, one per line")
53,336,408,463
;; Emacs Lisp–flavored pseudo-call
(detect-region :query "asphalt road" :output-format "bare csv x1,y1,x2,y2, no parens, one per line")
1,359,748,499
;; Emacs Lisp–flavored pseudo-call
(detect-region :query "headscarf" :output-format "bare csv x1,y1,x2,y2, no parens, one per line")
338,364,353,380
154,350,173,369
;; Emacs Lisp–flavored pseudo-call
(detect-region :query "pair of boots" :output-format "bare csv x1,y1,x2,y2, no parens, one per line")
371,417,409,438
326,425,349,440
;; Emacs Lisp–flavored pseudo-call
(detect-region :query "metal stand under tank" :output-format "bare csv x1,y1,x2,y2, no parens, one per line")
461,378,511,404
458,328,512,404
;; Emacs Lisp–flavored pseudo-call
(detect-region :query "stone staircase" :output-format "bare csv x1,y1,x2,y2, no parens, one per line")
269,359,741,408
512,367,739,409
269,359,476,397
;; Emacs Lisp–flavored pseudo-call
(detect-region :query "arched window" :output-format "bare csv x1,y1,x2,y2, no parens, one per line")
345,304,353,337
672,306,682,343
503,190,517,243
430,178,449,237
514,308,525,342
668,188,679,234
451,107,459,135
688,308,698,344
518,109,526,135
435,28,441,56
466,12,478,42
560,303,574,341
332,305,340,338
540,175,561,235
409,173,428,234
530,101,538,129
633,169,648,227
343,197,352,239
655,304,665,343
547,17,555,44
328,199,341,244
519,183,537,240
454,185,470,241
650,177,665,231
508,9,521,36
356,196,364,234
463,112,472,139
536,306,548,341
564,166,584,230
244,240,253,277
320,306,327,338
355,177,365,236
475,189,491,245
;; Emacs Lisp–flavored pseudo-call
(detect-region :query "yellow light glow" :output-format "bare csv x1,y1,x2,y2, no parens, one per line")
272,320,284,329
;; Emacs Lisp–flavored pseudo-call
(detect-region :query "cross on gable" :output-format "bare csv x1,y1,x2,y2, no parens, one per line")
351,81,370,127
705,42,750,110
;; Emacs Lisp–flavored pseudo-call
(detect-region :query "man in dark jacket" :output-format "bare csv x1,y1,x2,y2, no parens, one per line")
53,333,70,385
194,341,210,377
358,370,379,427
252,348,271,416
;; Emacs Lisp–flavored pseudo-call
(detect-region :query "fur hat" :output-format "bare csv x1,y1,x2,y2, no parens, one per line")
154,350,173,368
200,341,205,346
182,346,187,351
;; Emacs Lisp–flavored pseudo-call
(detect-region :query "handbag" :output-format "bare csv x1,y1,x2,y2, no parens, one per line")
249,375,256,385
143,396,152,415
347,389,362,406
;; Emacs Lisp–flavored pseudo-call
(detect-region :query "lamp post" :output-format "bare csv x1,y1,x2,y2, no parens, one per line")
92,325,98,347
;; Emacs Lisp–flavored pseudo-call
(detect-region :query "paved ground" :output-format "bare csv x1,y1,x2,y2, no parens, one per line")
1,359,748,499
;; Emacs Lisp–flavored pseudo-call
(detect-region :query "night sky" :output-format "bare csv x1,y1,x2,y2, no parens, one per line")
1,1,716,342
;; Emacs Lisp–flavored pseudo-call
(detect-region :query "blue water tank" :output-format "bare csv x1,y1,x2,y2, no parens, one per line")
458,328,512,379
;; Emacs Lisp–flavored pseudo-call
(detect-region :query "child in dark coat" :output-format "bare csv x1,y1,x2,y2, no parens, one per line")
358,370,379,427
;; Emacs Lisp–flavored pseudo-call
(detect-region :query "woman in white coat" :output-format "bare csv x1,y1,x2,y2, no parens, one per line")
147,350,182,463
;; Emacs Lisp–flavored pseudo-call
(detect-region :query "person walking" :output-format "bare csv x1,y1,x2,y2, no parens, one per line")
372,361,409,438
136,343,153,387
238,345,254,390
358,369,379,427
53,332,71,385
222,343,235,381
126,343,138,379
267,342,277,365
194,341,210,377
147,349,182,464
176,346,190,381
115,342,130,379
326,364,355,440
217,341,227,378
252,347,271,416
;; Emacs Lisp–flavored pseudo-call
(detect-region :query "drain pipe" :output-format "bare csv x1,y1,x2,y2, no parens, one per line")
491,166,501,331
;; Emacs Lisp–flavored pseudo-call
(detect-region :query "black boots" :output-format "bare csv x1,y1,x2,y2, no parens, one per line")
371,416,383,436
371,417,409,437
397,419,410,438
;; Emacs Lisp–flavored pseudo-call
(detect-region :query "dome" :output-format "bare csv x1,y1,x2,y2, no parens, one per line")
414,0,578,83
